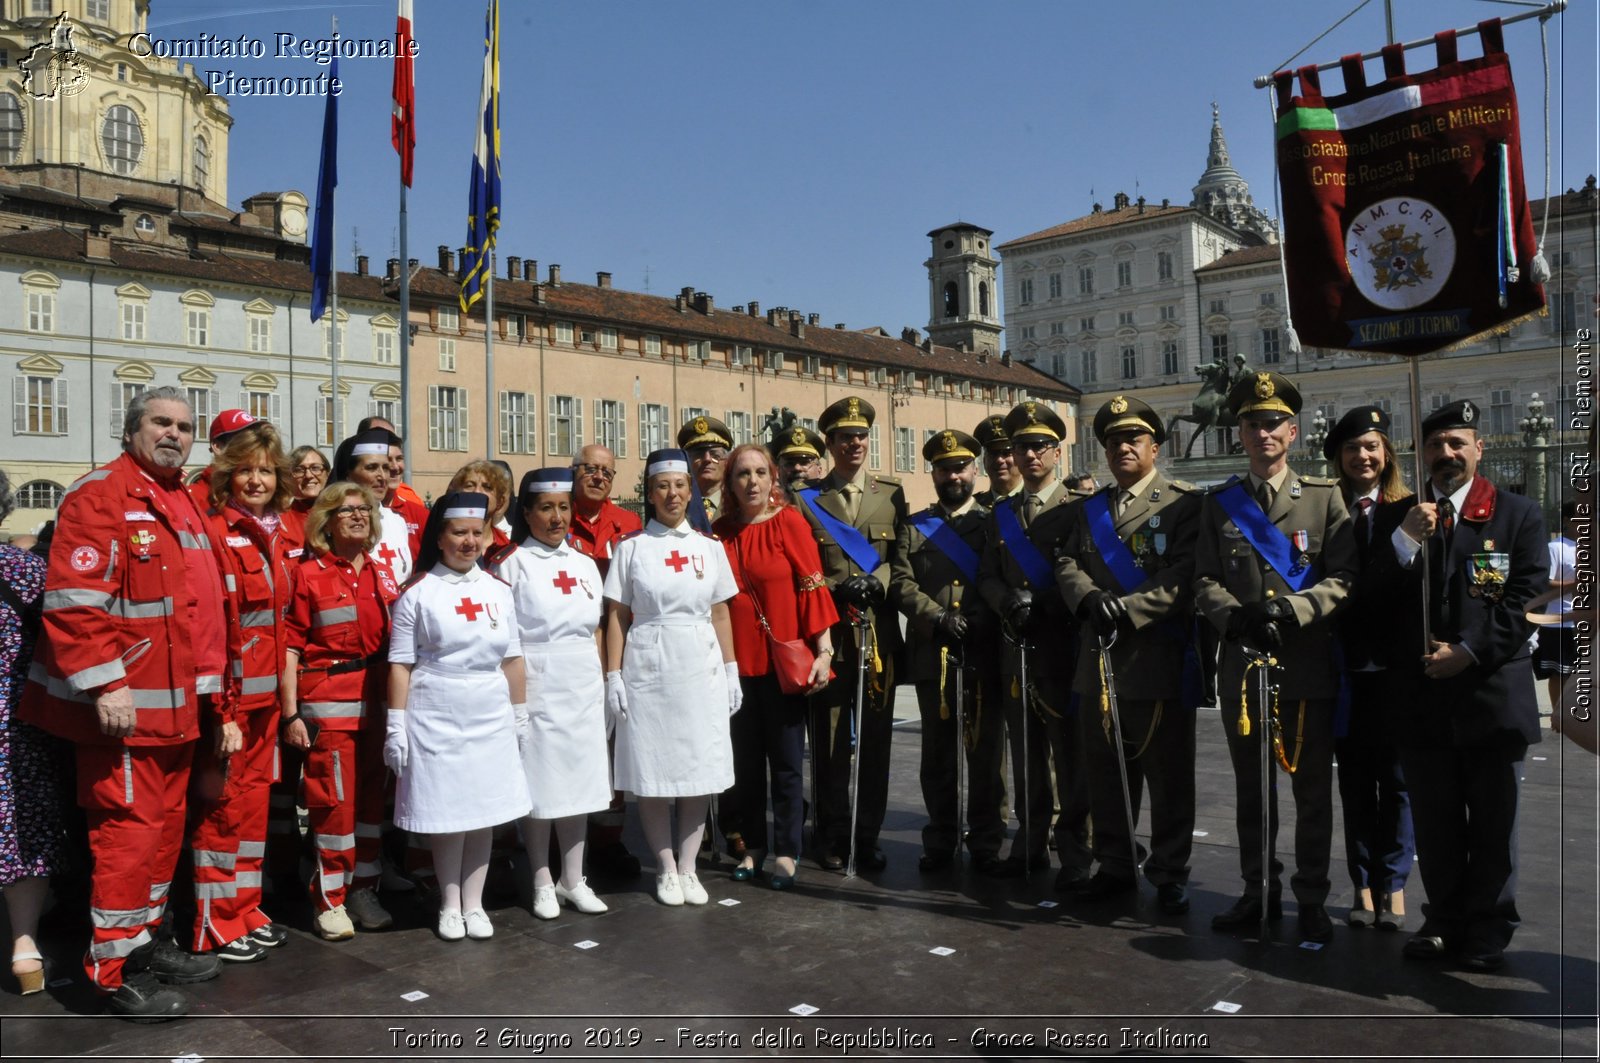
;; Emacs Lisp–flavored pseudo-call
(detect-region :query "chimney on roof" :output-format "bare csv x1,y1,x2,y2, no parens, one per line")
694,291,713,315
808,313,819,326
386,257,400,281
524,259,537,281
1092,202,1102,214
84,231,111,261
790,315,805,339
901,327,920,345
548,263,561,285
1161,197,1170,208
676,294,688,313
356,254,369,276
681,286,695,302
766,308,781,327
978,350,989,364
408,258,419,270
506,255,520,280
834,323,846,330
437,245,453,272
1136,195,1146,213
456,249,467,276
921,338,933,353
534,284,546,305
747,300,758,317
597,271,612,289
1113,191,1130,210
1000,350,1013,367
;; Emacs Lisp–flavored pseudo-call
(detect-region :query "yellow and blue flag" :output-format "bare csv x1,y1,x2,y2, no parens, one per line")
459,0,499,313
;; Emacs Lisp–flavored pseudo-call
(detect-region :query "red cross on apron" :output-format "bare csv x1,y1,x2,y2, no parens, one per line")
552,571,578,595
454,597,484,621
377,542,400,566
664,550,690,572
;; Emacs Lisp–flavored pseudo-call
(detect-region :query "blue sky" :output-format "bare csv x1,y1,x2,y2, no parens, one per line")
153,0,1597,335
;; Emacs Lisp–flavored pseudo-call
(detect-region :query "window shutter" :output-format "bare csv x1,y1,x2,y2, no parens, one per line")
55,378,69,435
13,377,26,434
547,395,558,454
272,394,283,424
458,389,469,452
616,402,626,457
110,384,125,437
574,399,583,448
498,391,510,454
429,385,442,450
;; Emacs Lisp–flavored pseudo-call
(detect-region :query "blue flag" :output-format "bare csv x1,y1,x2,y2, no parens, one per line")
459,0,500,313
309,56,338,323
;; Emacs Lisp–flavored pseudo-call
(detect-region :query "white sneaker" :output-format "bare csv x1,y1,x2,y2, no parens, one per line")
464,909,493,940
678,871,709,906
437,908,465,941
347,888,393,930
532,884,559,920
555,878,608,914
315,905,355,942
655,872,683,906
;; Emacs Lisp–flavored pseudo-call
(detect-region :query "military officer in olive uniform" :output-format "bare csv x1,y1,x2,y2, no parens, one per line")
771,423,826,491
1193,371,1357,944
679,415,734,522
1055,396,1202,913
977,401,1092,887
892,430,1006,871
973,414,1022,508
793,397,907,871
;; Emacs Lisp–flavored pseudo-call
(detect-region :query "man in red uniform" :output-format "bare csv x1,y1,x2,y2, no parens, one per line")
22,387,230,1021
565,443,643,877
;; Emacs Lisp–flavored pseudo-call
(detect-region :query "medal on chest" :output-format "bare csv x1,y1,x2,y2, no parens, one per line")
1288,529,1311,576
453,595,500,628
1468,552,1509,601
691,554,706,580
130,528,157,559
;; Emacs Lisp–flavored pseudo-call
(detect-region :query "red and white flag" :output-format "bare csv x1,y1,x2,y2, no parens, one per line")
391,0,416,187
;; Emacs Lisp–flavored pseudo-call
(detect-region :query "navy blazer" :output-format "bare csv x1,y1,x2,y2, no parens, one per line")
1369,477,1545,746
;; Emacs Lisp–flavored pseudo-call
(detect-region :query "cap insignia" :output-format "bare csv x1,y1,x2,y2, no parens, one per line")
1370,410,1381,423
790,427,805,445
1462,403,1474,423
1255,372,1275,399
1024,401,1038,424
694,416,709,434
941,431,958,452
1109,396,1128,415
847,397,861,417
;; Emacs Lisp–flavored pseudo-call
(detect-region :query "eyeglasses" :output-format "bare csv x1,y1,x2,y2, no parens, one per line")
690,447,729,461
293,464,329,477
1013,439,1058,453
333,504,374,518
573,463,616,482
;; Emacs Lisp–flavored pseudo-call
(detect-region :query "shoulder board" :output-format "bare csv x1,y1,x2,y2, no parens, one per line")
1166,480,1201,494
1298,476,1339,488
617,529,644,542
914,505,940,519
1066,487,1093,499
872,475,901,487
488,571,513,589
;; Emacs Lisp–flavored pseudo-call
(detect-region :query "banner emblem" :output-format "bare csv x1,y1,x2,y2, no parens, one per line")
1347,198,1455,309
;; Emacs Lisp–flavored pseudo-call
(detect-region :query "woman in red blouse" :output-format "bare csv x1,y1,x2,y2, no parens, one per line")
713,444,838,889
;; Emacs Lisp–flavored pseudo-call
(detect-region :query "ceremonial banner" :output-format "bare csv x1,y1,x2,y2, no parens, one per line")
459,0,500,314
309,54,339,323
391,0,416,188
1273,19,1544,356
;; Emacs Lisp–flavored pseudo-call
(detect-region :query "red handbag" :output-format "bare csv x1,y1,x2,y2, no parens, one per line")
736,537,828,696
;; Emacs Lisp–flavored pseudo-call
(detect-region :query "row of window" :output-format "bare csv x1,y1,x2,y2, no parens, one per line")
1016,254,1178,306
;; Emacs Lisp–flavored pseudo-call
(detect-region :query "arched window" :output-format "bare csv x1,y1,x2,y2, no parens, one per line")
192,136,209,191
978,281,990,316
943,281,959,319
0,93,23,165
17,480,65,510
102,105,144,175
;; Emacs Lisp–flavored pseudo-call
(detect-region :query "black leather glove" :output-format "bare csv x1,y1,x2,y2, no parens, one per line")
1002,588,1034,636
1250,618,1283,652
835,573,885,610
936,609,969,643
1226,600,1271,641
1263,595,1298,629
1077,590,1127,639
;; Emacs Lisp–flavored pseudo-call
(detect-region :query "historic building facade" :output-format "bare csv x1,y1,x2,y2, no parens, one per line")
998,108,1595,476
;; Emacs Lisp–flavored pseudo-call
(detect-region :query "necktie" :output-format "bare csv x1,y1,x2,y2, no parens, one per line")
1355,496,1374,545
842,482,862,523
1023,493,1042,528
1437,497,1455,549
1255,480,1274,513
1116,489,1134,518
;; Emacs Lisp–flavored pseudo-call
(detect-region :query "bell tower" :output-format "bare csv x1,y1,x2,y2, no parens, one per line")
924,222,1002,354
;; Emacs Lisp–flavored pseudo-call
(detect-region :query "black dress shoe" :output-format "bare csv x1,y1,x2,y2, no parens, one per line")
1068,872,1136,902
1403,934,1449,960
1298,903,1334,943
1458,944,1505,972
818,851,845,871
149,942,221,985
1210,894,1283,931
1157,883,1191,914
856,846,888,871
918,850,954,872
1053,864,1090,892
107,972,189,1023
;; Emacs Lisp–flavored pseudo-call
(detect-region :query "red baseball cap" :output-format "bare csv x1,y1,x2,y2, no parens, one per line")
210,408,257,444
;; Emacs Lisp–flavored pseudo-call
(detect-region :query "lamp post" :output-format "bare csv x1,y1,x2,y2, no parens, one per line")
1520,392,1554,516
1307,408,1329,474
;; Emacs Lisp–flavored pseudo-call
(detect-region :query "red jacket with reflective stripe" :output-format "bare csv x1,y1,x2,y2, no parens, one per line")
207,505,296,716
19,453,219,746
284,550,397,730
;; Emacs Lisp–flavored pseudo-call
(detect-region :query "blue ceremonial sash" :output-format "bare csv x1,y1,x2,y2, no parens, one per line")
1084,492,1147,594
994,497,1054,590
1213,478,1314,592
797,488,882,575
909,510,980,584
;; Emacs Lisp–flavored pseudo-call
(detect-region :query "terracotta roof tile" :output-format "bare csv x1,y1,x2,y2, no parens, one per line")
996,204,1194,250
1194,244,1282,272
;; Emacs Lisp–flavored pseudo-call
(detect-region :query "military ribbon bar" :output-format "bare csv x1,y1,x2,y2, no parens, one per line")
797,488,882,576
994,497,1054,591
1083,492,1148,594
909,510,980,584
1212,479,1314,592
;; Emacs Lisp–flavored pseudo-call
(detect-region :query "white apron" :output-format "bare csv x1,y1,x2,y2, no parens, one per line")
522,639,611,818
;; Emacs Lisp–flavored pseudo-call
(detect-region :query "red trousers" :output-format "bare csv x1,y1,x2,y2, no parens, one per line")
188,710,280,950
77,742,194,993
304,727,386,911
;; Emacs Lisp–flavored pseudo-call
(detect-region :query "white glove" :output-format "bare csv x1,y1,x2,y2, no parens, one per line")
383,709,408,775
513,703,532,756
605,671,628,736
725,662,744,717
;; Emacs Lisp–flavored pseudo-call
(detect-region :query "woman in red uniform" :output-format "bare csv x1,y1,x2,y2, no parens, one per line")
712,444,837,889
280,482,401,941
189,421,297,961
282,446,330,556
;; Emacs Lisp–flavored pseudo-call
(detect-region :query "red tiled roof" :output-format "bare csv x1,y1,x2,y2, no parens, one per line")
996,203,1194,250
1194,244,1282,272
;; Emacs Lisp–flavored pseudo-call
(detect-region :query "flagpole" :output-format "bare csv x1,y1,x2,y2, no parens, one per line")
399,181,411,469
393,0,414,471
485,256,495,457
329,15,341,443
